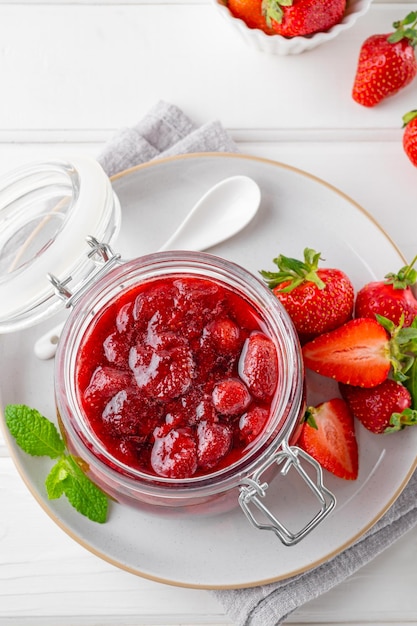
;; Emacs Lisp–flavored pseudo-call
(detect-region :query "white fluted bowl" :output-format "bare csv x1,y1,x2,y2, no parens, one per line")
211,0,373,55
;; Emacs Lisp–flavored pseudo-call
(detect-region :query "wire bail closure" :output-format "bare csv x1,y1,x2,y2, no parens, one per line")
47,236,122,308
239,442,336,546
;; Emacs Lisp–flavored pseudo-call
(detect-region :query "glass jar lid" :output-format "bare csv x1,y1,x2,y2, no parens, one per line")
0,156,121,333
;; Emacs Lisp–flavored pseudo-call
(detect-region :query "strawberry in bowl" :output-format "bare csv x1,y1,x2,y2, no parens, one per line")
211,0,373,55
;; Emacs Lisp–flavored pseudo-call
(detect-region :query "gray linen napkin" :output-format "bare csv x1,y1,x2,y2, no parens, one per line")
212,469,417,625
97,100,417,626
98,100,238,177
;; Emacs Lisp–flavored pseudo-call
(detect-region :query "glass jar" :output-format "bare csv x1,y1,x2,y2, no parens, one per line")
55,249,335,546
0,157,335,546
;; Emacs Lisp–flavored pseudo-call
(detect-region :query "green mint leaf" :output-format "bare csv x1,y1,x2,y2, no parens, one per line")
56,455,109,524
5,403,109,524
5,404,65,459
45,458,69,499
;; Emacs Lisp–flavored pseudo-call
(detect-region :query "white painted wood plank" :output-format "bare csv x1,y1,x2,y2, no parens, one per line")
0,136,413,261
0,459,230,625
0,4,415,134
1,1,417,624
1,134,417,626
3,453,417,625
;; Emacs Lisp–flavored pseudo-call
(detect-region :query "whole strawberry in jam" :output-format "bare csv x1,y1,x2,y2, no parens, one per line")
263,0,347,37
340,379,417,434
352,12,417,107
355,254,417,327
260,248,354,343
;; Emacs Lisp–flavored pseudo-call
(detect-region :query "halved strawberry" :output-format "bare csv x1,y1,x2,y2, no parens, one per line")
340,379,417,434
299,398,358,480
302,316,417,387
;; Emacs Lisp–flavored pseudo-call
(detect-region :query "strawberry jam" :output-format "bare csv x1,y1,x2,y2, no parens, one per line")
75,275,279,479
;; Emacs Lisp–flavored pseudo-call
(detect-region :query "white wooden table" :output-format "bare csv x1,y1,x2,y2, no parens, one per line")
1,1,417,624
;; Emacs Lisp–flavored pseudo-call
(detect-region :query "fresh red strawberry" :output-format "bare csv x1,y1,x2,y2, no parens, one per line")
352,12,417,108
260,248,354,343
403,110,417,167
339,379,417,434
263,0,346,37
299,398,358,480
355,255,417,327
302,316,417,388
227,0,274,33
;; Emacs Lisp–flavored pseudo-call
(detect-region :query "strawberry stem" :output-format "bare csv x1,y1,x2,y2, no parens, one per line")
402,110,417,127
304,407,318,429
388,11,417,47
385,407,417,433
405,332,417,407
262,0,293,26
260,247,326,293
377,314,417,382
384,253,417,289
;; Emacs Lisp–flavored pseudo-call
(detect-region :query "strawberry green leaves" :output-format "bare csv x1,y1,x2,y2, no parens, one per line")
5,404,108,523
405,318,417,406
260,248,326,292
262,0,292,26
384,254,417,290
388,11,417,47
379,314,417,383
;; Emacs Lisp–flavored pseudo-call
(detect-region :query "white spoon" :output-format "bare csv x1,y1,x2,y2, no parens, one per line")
158,175,261,251
34,175,261,360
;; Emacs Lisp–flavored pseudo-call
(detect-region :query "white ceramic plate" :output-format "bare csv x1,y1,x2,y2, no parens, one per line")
1,152,416,589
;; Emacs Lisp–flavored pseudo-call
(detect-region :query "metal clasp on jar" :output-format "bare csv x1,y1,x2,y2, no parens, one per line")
47,236,121,307
239,442,336,546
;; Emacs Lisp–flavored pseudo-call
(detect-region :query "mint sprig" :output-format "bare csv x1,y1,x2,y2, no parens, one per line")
5,404,108,523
